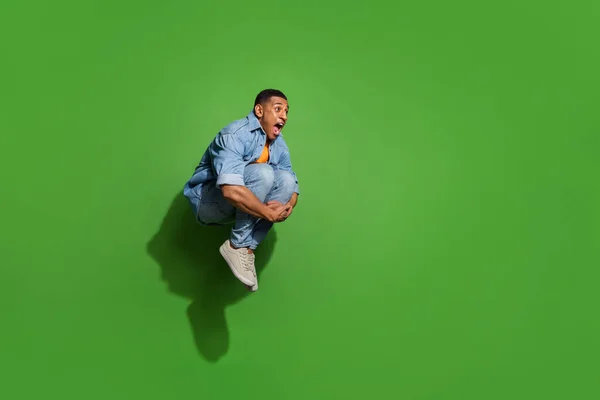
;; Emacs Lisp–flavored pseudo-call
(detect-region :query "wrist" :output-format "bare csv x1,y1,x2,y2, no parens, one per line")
264,207,276,222
289,193,298,207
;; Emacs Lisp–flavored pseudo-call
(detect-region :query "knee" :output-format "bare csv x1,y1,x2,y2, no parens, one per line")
275,170,296,195
244,164,275,191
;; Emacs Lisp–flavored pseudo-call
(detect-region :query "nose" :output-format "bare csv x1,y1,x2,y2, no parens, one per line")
280,111,287,122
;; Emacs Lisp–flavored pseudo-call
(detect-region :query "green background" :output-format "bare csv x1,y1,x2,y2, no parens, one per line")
2,1,599,399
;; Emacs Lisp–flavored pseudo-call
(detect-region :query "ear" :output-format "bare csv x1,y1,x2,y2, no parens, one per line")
254,104,263,118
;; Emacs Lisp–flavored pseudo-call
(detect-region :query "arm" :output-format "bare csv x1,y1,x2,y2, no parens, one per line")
278,147,300,212
222,185,287,222
287,192,298,208
265,149,299,220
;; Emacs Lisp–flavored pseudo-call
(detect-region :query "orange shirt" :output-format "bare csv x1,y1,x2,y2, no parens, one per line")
255,143,269,163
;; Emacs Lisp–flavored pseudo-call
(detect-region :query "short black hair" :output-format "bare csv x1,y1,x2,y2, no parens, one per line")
254,89,287,106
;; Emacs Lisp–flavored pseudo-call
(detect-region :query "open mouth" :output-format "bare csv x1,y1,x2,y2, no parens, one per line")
273,123,284,135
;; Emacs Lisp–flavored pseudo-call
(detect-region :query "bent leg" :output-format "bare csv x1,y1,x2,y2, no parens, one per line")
229,164,275,248
248,169,297,250
196,180,236,225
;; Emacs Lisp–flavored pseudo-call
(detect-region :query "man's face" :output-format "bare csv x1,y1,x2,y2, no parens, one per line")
254,96,289,142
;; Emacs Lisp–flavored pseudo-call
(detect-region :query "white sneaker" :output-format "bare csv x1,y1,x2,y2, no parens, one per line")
247,282,258,292
219,240,257,286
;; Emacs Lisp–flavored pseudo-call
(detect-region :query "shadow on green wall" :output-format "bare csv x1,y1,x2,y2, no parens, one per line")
146,192,276,362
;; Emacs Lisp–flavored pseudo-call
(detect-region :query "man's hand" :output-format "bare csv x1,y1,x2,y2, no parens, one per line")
222,185,284,222
267,200,293,222
269,193,298,221
221,184,298,223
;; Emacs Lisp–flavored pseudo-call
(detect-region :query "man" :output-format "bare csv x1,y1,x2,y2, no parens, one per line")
183,89,299,292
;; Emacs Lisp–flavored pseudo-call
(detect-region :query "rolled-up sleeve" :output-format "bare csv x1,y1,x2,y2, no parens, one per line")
277,149,300,195
209,133,246,187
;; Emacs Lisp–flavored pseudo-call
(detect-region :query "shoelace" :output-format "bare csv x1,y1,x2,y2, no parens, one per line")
240,252,256,274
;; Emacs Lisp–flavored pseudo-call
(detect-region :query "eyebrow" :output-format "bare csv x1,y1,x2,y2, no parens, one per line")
273,102,289,109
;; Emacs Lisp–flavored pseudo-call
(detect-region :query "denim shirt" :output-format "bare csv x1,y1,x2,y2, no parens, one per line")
183,110,300,211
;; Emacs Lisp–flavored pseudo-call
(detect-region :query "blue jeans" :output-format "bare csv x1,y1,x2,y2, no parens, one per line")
196,164,296,250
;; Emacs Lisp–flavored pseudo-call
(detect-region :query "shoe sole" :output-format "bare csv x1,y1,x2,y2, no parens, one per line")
219,243,257,286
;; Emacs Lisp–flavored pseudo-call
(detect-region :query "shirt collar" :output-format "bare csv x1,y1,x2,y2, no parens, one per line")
247,110,264,134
